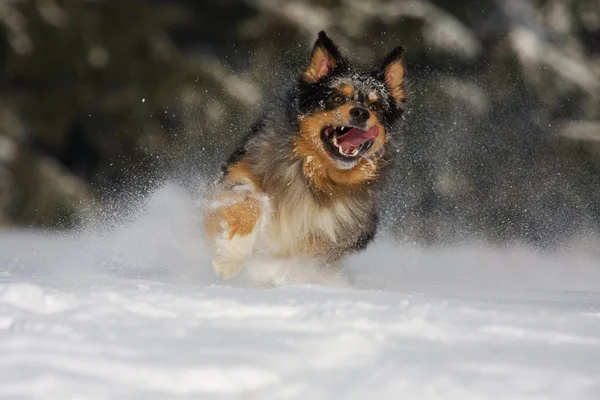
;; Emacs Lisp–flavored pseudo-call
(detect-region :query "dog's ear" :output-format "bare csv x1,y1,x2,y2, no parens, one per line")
376,46,407,104
302,31,343,84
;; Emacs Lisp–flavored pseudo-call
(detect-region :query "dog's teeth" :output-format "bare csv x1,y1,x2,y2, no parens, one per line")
351,149,358,156
338,146,344,155
332,136,338,146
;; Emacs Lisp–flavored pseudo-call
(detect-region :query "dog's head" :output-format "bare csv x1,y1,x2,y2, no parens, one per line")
294,31,407,186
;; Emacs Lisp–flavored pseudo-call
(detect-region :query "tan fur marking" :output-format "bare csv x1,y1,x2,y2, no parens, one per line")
204,161,263,242
227,161,260,188
337,83,354,97
205,194,262,241
222,197,260,239
384,59,407,102
294,109,386,194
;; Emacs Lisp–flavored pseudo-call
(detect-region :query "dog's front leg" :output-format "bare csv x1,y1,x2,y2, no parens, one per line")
204,181,269,279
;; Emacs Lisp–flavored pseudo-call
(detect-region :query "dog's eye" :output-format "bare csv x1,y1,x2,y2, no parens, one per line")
370,103,378,111
334,96,344,103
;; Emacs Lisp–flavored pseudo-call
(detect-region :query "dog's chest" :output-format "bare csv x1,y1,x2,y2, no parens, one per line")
257,190,366,257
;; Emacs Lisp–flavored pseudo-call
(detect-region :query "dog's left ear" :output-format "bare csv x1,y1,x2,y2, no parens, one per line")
302,31,343,84
376,46,407,104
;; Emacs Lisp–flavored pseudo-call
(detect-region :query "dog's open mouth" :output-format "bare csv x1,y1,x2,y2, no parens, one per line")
320,125,380,160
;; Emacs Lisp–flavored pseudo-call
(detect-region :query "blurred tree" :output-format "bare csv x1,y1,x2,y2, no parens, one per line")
0,0,599,250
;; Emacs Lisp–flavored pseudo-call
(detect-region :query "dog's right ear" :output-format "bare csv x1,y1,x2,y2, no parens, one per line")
301,31,343,84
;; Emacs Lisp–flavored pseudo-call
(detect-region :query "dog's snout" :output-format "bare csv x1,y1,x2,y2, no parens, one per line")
350,107,370,124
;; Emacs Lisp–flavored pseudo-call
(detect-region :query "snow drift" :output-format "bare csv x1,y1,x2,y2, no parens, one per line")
1,184,599,399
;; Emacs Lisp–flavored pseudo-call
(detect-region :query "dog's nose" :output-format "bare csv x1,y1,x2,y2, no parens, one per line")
349,107,370,124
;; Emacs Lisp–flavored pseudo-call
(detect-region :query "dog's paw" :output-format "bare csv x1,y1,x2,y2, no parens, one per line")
211,214,263,280
204,189,271,280
212,258,243,280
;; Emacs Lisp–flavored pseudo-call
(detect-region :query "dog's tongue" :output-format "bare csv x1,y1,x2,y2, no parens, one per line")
337,126,379,152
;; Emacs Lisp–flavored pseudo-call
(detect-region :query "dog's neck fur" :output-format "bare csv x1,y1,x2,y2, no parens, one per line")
241,116,378,257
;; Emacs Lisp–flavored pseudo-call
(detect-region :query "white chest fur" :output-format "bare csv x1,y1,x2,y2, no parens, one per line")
255,189,361,258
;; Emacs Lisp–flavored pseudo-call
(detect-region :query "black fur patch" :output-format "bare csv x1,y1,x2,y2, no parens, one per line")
225,117,266,166
349,211,379,252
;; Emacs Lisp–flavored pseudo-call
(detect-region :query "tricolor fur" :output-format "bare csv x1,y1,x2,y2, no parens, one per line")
204,31,408,279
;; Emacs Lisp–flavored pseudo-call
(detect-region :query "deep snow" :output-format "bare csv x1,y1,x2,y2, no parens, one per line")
1,185,600,399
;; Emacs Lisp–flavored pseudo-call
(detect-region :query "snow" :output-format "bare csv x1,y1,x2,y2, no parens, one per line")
1,185,600,399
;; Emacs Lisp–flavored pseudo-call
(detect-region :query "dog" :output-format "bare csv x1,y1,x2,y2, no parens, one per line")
204,31,408,279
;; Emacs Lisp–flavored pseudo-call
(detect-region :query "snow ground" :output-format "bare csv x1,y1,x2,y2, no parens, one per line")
1,185,600,399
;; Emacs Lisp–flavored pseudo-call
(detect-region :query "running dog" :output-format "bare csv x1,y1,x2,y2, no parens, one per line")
204,31,408,279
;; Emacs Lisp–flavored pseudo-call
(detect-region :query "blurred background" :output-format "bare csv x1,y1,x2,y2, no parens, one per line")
0,0,599,250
